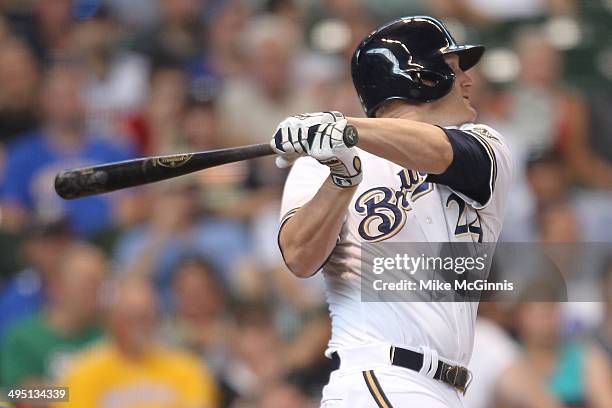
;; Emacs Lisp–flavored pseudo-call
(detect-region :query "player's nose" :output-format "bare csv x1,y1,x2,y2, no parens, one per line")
459,69,474,89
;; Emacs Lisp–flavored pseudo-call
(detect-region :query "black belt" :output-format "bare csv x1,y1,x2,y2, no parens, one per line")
330,346,472,394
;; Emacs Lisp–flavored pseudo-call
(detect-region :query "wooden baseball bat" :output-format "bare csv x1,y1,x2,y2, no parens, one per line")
54,125,359,199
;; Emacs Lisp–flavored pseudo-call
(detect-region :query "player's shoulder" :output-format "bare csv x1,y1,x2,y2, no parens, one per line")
457,123,506,146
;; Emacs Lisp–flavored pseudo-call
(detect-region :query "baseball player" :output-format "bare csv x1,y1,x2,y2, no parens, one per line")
271,16,513,407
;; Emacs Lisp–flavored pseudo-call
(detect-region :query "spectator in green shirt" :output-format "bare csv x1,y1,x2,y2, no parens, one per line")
0,242,107,388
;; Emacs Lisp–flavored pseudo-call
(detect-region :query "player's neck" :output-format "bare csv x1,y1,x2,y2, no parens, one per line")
378,102,439,124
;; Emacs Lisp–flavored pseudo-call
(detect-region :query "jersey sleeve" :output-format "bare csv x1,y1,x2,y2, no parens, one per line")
279,156,330,227
427,124,513,212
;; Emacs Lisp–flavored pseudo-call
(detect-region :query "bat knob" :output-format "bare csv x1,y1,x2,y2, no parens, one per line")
343,125,359,147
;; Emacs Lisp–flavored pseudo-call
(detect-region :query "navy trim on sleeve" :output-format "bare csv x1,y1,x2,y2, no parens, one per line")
426,128,494,206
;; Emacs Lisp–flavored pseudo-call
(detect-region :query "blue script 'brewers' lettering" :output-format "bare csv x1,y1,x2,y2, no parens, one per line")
355,170,433,241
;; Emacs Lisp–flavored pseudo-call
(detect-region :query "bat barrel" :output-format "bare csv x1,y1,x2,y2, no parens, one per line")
54,143,275,200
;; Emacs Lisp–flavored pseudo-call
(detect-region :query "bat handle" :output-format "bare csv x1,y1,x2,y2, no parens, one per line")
342,125,359,147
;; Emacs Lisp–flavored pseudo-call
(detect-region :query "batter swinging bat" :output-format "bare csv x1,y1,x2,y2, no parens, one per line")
55,125,359,200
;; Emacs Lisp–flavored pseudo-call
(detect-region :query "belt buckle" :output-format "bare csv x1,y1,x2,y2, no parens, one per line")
443,364,472,395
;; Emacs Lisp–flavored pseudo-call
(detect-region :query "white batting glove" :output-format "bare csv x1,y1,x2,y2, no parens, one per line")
271,111,343,168
271,111,363,188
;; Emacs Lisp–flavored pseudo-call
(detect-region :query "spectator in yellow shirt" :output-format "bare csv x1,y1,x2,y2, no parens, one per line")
57,276,218,408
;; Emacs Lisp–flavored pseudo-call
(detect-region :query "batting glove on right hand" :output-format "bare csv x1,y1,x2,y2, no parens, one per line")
271,112,362,188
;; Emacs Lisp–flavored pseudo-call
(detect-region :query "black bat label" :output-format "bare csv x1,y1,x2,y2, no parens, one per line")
154,154,193,168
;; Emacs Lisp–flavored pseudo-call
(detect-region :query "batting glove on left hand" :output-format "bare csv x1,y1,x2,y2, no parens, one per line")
271,111,362,188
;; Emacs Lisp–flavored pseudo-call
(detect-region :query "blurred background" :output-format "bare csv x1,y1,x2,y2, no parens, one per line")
0,0,610,407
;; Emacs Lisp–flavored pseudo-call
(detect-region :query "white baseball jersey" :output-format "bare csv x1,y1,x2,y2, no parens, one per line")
279,123,513,367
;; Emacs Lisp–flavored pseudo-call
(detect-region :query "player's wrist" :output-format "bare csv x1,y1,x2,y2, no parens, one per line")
330,171,362,188
324,176,359,192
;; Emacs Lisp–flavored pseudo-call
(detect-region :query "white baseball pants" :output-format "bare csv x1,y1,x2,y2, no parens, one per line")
320,345,465,408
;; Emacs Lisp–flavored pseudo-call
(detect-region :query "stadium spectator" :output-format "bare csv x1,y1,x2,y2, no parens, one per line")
162,256,231,377
509,29,612,187
356,0,425,23
58,276,218,408
258,381,314,408
516,302,612,408
526,151,569,206
220,16,312,145
0,220,72,343
104,0,160,29
524,150,612,242
126,87,255,219
503,150,571,240
0,242,106,388
465,304,563,408
220,302,286,406
218,15,315,146
428,0,576,24
0,64,135,237
181,96,265,219
594,258,612,359
181,96,222,151
0,38,40,145
69,7,149,137
587,91,612,167
537,199,580,243
123,60,187,155
187,0,251,82
113,181,249,305
0,14,10,43
305,0,374,62
266,0,305,26
258,266,332,396
2,0,79,62
218,15,319,188
129,0,206,65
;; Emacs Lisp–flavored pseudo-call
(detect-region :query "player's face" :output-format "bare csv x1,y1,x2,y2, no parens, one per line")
427,54,477,125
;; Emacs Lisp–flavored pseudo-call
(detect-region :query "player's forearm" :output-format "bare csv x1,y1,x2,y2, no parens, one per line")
348,117,453,174
279,177,356,278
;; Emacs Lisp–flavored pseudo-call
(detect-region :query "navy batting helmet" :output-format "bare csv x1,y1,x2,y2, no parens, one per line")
351,16,485,117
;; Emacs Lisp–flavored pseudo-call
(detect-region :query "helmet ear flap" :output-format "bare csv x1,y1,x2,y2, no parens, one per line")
400,69,454,104
416,70,447,88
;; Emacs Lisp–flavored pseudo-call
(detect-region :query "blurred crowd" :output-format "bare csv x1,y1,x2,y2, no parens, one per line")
0,0,609,407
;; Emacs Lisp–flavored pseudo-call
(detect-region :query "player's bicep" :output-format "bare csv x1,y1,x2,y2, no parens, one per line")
278,158,344,276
